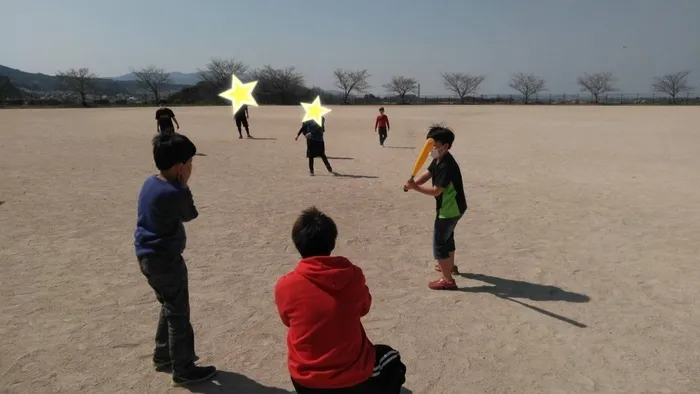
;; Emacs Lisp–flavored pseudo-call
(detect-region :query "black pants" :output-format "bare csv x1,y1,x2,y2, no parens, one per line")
309,156,332,173
138,253,196,375
235,116,249,134
292,345,406,394
377,127,388,145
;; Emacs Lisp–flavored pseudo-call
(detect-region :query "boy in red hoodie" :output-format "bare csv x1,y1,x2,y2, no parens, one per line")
275,207,406,393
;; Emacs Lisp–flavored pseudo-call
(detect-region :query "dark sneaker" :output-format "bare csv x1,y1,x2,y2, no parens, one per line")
309,171,315,176
171,365,217,387
434,264,459,274
152,355,199,371
238,135,243,139
428,278,458,290
247,134,253,139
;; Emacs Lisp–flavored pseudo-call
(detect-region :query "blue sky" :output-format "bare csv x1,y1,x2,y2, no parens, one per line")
3,0,699,95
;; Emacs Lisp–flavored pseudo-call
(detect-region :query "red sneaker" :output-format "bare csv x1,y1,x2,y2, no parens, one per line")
428,278,458,290
434,264,459,274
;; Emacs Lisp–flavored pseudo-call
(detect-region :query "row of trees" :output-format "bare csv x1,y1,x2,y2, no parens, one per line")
54,58,695,106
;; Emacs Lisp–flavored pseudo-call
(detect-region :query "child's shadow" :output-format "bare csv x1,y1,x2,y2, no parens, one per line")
458,273,590,328
459,273,590,303
184,371,293,393
184,370,414,393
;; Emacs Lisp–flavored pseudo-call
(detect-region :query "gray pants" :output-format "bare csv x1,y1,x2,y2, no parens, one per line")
138,253,196,375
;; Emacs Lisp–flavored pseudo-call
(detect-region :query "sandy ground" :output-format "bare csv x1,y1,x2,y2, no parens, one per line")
1,105,699,394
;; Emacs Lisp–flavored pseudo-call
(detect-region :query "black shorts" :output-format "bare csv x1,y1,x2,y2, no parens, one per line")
292,344,406,394
433,215,462,259
306,139,326,158
235,116,248,130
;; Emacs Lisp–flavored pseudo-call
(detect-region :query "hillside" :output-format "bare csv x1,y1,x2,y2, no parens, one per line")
0,76,23,99
0,65,186,94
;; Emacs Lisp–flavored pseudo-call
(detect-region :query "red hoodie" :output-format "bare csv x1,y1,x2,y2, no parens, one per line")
274,256,376,389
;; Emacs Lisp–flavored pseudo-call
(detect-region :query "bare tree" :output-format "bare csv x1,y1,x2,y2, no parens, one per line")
250,65,307,104
576,72,617,103
652,71,694,102
198,58,248,90
441,72,486,103
56,68,97,107
383,76,419,104
333,69,371,104
508,73,547,104
132,65,171,102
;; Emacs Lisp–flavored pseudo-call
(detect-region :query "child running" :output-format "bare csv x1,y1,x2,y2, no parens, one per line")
374,107,390,147
234,104,252,139
404,124,468,290
155,99,179,134
275,207,407,393
295,117,334,176
134,132,216,386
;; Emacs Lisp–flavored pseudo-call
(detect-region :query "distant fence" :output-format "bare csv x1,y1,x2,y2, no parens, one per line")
332,92,700,106
2,92,699,107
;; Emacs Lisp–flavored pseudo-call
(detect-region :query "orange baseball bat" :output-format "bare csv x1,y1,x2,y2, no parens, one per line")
403,138,434,192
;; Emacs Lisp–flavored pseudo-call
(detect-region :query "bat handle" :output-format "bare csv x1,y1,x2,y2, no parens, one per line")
403,176,414,192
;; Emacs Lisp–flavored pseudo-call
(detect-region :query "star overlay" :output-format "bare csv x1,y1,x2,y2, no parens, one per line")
218,74,258,116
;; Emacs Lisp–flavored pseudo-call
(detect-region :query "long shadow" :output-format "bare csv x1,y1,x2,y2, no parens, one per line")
384,146,414,150
184,370,293,393
333,172,379,179
458,273,589,328
327,156,354,160
0,201,4,206
195,153,208,156
248,137,278,141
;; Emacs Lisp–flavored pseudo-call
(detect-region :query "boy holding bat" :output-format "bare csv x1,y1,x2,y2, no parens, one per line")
275,207,407,393
404,125,467,290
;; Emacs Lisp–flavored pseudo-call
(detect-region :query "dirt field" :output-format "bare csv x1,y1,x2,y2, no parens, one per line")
1,105,699,394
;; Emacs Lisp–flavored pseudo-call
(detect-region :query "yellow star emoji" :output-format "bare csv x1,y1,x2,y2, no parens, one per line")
300,96,331,126
218,74,258,116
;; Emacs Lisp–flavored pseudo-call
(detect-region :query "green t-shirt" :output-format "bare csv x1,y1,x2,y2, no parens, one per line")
428,152,467,218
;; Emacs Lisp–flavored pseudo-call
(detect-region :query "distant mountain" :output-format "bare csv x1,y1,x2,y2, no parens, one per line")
110,71,200,85
0,64,186,94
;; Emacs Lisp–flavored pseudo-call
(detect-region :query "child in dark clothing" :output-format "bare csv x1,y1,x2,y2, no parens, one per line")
295,117,334,176
155,100,179,134
134,132,216,387
275,207,407,393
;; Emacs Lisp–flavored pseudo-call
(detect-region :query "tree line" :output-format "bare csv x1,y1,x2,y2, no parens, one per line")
54,58,695,107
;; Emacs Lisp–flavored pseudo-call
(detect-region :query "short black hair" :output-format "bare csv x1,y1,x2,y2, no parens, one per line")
426,123,455,147
379,107,385,111
152,132,197,171
291,206,337,258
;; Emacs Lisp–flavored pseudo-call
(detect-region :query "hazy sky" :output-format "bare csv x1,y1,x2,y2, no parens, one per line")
3,0,699,95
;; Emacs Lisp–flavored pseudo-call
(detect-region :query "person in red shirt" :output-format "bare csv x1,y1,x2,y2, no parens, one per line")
275,207,407,393
374,107,390,147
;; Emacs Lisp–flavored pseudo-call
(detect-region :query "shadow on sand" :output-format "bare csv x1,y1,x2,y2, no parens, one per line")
195,153,208,156
384,146,414,150
458,273,590,328
333,172,379,179
327,156,354,160
0,201,4,206
183,371,414,394
184,371,292,394
247,137,278,141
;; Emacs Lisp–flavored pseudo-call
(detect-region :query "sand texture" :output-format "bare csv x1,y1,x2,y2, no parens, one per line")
1,105,699,393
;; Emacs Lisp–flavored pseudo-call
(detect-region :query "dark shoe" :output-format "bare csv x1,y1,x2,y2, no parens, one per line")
247,134,253,139
171,365,217,387
238,135,243,139
153,355,199,371
309,171,315,176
